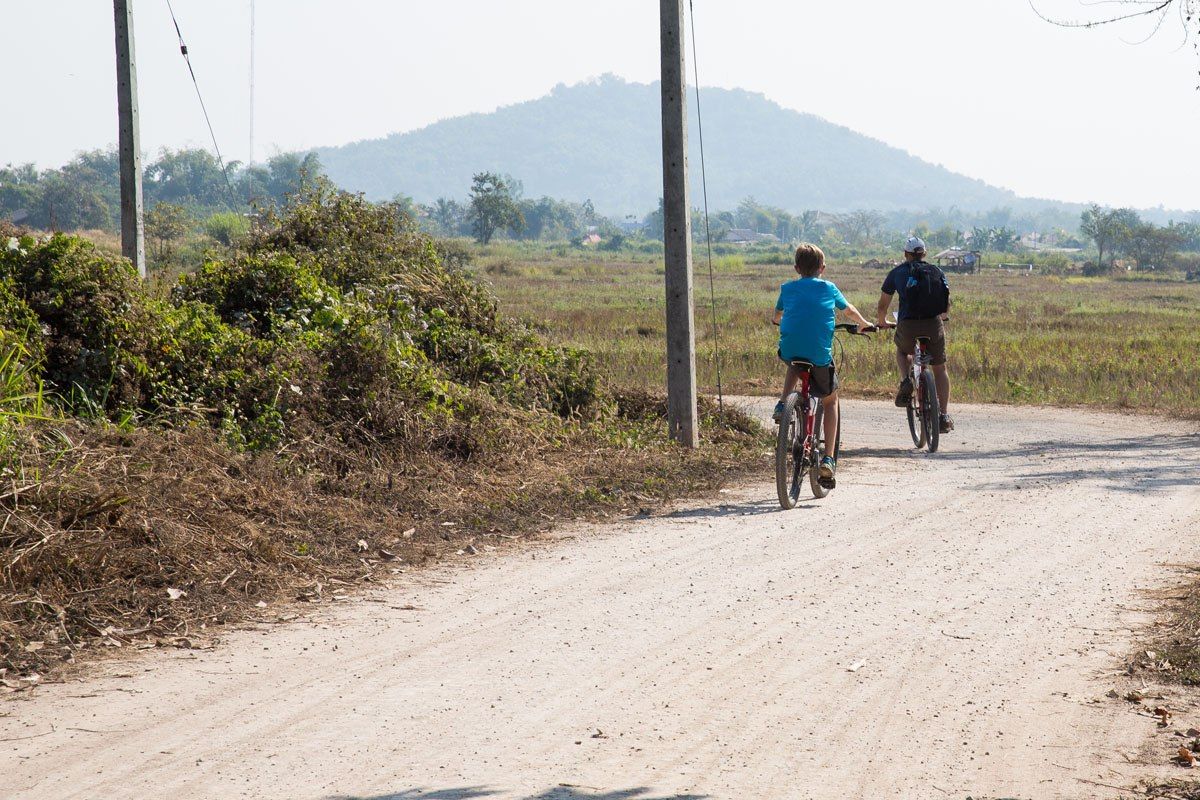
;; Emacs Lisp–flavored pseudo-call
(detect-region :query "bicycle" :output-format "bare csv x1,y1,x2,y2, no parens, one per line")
775,323,874,509
889,313,942,453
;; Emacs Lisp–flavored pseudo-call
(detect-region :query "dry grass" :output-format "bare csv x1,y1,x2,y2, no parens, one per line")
477,258,1200,417
1,394,767,677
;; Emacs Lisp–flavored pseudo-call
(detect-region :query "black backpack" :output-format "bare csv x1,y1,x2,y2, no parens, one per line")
901,261,949,319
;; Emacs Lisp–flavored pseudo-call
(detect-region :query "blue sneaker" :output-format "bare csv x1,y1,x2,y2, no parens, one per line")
819,456,836,479
772,401,785,423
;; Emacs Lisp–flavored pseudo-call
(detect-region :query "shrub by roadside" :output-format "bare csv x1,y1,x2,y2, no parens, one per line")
0,189,768,678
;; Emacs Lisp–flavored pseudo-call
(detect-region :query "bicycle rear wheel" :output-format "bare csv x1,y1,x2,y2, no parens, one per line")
920,369,940,453
775,393,807,509
810,401,831,499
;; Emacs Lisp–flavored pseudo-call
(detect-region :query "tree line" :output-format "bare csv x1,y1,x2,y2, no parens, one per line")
0,148,322,232
1078,204,1200,273
6,151,1199,273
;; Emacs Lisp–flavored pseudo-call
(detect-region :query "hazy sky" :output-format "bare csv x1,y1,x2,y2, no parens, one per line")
3,0,1198,209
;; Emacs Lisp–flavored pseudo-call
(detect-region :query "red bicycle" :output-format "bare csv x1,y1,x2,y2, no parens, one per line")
775,323,873,509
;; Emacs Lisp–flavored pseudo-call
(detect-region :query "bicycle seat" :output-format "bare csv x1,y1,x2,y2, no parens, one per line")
788,359,815,370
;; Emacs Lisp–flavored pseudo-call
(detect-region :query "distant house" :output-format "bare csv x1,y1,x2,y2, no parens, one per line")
934,247,980,273
581,233,602,245
723,228,779,245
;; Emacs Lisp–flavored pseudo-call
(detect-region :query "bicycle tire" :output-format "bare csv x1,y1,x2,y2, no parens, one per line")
775,392,806,509
810,401,831,499
920,369,940,453
906,387,923,448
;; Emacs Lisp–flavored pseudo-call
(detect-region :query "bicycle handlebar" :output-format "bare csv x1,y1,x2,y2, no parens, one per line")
835,323,877,336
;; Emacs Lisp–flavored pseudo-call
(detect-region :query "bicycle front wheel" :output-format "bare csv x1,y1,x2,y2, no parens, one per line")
775,393,806,509
920,369,940,453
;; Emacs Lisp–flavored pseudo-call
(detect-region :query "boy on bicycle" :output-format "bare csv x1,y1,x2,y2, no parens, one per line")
772,243,875,481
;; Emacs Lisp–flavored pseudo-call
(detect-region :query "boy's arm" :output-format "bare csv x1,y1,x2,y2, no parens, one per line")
771,308,783,325
840,302,875,330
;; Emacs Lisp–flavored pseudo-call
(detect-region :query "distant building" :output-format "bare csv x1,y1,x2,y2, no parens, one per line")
933,247,980,273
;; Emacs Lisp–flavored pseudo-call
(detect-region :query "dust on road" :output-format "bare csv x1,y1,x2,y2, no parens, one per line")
3,400,1198,799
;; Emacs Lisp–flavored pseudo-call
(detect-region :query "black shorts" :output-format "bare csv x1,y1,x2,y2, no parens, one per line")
778,351,838,397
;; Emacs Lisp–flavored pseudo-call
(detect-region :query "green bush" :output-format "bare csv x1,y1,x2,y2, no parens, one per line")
203,212,250,247
0,234,157,412
174,253,344,338
0,189,603,454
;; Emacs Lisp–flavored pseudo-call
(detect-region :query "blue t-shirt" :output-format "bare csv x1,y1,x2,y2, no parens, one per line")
775,277,848,365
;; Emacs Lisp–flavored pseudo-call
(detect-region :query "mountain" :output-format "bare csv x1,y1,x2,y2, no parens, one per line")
316,76,1042,216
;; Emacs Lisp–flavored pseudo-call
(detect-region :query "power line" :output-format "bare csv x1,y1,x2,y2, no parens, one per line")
164,0,239,208
687,0,724,412
248,0,257,202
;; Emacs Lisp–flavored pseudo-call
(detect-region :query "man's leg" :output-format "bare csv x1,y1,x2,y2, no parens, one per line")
895,347,910,381
822,392,839,457
932,363,951,413
894,347,914,407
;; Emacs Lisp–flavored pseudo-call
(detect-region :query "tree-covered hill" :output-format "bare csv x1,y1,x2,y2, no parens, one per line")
317,75,1033,216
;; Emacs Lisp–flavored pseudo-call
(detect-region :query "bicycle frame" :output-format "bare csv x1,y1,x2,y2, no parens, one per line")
795,371,817,458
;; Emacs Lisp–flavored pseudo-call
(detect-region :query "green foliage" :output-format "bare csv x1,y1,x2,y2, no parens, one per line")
203,211,249,246
0,234,155,412
0,189,603,455
145,202,191,262
469,172,524,245
175,253,343,338
0,148,328,236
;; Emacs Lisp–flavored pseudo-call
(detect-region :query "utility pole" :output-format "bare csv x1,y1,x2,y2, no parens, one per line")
114,0,146,277
659,0,698,448
248,0,256,201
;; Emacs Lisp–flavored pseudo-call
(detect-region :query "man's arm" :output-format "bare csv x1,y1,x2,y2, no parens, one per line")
875,291,893,326
771,308,783,325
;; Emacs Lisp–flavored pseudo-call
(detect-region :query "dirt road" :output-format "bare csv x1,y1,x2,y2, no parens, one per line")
4,400,1199,799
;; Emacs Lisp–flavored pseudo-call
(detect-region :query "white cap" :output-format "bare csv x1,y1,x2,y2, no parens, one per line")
904,236,927,253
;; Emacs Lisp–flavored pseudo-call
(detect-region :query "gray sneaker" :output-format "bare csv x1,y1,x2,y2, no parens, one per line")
819,456,836,479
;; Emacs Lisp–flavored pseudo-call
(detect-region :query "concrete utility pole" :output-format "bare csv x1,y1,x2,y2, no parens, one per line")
114,0,146,277
659,0,699,448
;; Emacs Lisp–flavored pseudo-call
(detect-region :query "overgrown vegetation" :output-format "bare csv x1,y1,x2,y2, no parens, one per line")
0,190,766,677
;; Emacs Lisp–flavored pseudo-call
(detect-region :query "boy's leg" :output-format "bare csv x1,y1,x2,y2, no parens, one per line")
821,392,838,457
779,364,802,402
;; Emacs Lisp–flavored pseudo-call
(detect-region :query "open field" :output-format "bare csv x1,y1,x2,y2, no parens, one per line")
476,254,1200,416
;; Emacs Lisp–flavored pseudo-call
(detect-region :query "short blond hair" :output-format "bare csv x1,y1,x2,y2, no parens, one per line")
794,243,826,278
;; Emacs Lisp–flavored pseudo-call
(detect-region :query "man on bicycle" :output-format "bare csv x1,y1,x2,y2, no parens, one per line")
875,236,954,434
